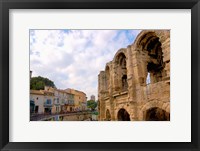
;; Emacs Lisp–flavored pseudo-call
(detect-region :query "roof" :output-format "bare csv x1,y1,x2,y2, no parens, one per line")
41,90,54,95
30,90,44,95
65,88,86,95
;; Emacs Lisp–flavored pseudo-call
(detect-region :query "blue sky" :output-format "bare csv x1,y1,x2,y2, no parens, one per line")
30,29,141,100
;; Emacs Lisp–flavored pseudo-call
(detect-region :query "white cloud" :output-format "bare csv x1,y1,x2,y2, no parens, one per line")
30,29,140,100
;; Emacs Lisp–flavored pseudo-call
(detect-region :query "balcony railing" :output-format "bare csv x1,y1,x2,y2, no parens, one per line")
54,101,60,105
68,100,74,105
44,101,53,107
60,100,66,105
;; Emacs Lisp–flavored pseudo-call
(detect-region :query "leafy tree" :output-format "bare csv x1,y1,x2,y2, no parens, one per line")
87,100,97,111
30,76,56,90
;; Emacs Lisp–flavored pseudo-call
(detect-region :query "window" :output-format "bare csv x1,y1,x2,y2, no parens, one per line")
46,99,51,104
117,53,128,91
146,72,151,85
137,32,165,84
122,75,128,90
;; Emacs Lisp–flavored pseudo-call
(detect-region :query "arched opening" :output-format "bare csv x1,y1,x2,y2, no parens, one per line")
139,32,165,84
145,107,170,121
146,37,163,83
115,53,128,91
146,72,151,85
105,109,111,121
122,75,128,90
117,108,130,121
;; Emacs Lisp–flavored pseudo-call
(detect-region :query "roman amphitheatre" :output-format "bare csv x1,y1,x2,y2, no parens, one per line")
98,30,170,121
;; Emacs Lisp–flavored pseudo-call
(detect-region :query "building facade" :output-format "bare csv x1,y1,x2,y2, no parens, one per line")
30,90,44,114
66,93,75,112
42,90,54,114
30,86,86,114
65,88,87,111
98,30,170,121
44,86,76,113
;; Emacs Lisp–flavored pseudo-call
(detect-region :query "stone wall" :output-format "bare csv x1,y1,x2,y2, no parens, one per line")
98,30,170,121
42,113,92,121
62,113,92,121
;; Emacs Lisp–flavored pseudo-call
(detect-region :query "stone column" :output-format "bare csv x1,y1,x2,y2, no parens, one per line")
98,71,106,120
157,31,170,80
126,45,135,102
129,103,139,121
113,64,120,92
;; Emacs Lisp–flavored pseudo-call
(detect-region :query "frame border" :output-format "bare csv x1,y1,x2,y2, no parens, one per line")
0,0,199,151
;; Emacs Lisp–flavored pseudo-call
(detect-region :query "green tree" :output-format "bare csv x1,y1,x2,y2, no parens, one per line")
30,76,56,90
87,100,97,111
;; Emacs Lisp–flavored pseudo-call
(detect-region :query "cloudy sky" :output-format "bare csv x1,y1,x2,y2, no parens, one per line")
30,29,141,100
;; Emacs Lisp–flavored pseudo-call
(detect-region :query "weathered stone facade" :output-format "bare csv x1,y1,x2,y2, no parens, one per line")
98,30,170,121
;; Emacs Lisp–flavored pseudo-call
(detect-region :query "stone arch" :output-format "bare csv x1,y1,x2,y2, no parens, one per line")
133,30,160,49
145,107,170,121
132,30,166,85
105,109,111,121
113,48,127,62
117,108,130,121
139,100,170,120
113,50,128,92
